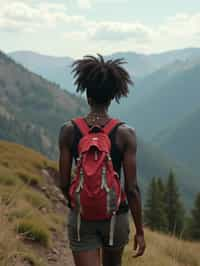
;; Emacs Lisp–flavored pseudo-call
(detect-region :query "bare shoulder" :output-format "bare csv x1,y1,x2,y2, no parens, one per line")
60,121,74,136
118,123,136,140
59,121,74,149
117,123,137,151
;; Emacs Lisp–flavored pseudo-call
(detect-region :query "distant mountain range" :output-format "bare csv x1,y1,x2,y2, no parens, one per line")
111,53,200,181
119,59,200,139
110,47,200,77
1,49,199,207
9,51,74,92
9,47,200,92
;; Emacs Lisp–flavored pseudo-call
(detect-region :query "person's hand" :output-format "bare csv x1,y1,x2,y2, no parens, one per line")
133,233,146,258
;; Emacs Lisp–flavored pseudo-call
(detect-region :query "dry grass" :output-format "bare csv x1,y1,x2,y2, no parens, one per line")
0,165,20,186
0,140,57,176
22,187,51,210
123,225,200,266
15,168,44,186
16,217,51,247
0,140,59,266
0,203,47,266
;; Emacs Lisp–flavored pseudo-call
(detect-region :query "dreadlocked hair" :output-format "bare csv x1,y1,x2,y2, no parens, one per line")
71,54,133,104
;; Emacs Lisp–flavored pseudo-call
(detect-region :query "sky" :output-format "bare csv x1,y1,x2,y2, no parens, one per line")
0,0,200,57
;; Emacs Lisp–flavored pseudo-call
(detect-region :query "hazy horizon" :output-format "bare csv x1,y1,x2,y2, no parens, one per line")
6,46,200,59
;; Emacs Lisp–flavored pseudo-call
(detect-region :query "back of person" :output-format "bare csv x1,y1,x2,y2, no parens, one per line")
59,55,146,266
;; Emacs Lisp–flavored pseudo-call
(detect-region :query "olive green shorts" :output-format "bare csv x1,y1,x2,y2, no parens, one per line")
67,210,130,252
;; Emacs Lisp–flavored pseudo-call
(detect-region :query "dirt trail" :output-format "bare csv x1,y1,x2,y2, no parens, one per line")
41,168,74,266
46,229,74,266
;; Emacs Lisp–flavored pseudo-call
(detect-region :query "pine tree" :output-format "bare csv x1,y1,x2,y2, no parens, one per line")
144,177,158,230
157,177,168,232
188,192,200,240
144,177,167,232
164,170,185,236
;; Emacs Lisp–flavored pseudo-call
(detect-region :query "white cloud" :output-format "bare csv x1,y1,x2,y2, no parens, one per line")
89,22,152,43
77,0,92,9
76,0,129,9
159,13,200,37
87,13,200,45
0,1,85,32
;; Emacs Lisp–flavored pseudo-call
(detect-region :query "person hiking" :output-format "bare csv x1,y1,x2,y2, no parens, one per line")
59,54,146,266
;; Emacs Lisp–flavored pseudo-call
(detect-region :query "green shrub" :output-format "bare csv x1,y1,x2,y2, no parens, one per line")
15,169,43,186
0,166,18,186
0,251,46,266
0,174,17,186
22,252,46,266
8,208,32,222
0,185,22,205
43,160,58,171
16,218,51,247
22,189,50,210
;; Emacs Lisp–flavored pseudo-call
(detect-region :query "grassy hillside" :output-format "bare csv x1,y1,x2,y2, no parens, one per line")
1,140,199,266
0,140,73,266
123,225,200,266
0,50,87,159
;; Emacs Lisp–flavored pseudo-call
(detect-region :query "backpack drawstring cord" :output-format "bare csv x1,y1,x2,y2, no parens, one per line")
101,166,110,193
77,211,81,242
101,164,116,246
109,212,116,246
76,168,84,242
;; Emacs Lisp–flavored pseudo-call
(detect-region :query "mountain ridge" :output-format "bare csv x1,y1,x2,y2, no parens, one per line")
9,47,200,92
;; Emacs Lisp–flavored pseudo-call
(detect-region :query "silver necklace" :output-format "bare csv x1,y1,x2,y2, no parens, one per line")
86,112,109,124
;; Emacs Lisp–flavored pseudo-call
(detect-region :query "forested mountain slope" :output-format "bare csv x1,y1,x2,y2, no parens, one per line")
159,107,200,174
137,138,198,208
0,51,87,158
122,61,200,140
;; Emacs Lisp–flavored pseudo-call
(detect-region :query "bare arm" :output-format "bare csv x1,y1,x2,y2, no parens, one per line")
122,127,143,234
58,122,74,206
118,125,145,257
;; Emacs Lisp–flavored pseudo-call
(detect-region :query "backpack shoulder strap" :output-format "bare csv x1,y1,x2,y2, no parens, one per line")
103,119,124,135
72,117,90,136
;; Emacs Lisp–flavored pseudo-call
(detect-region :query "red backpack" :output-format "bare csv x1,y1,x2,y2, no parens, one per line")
69,117,126,245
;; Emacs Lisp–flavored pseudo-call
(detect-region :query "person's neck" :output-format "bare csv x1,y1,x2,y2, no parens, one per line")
89,105,109,116
85,105,110,125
